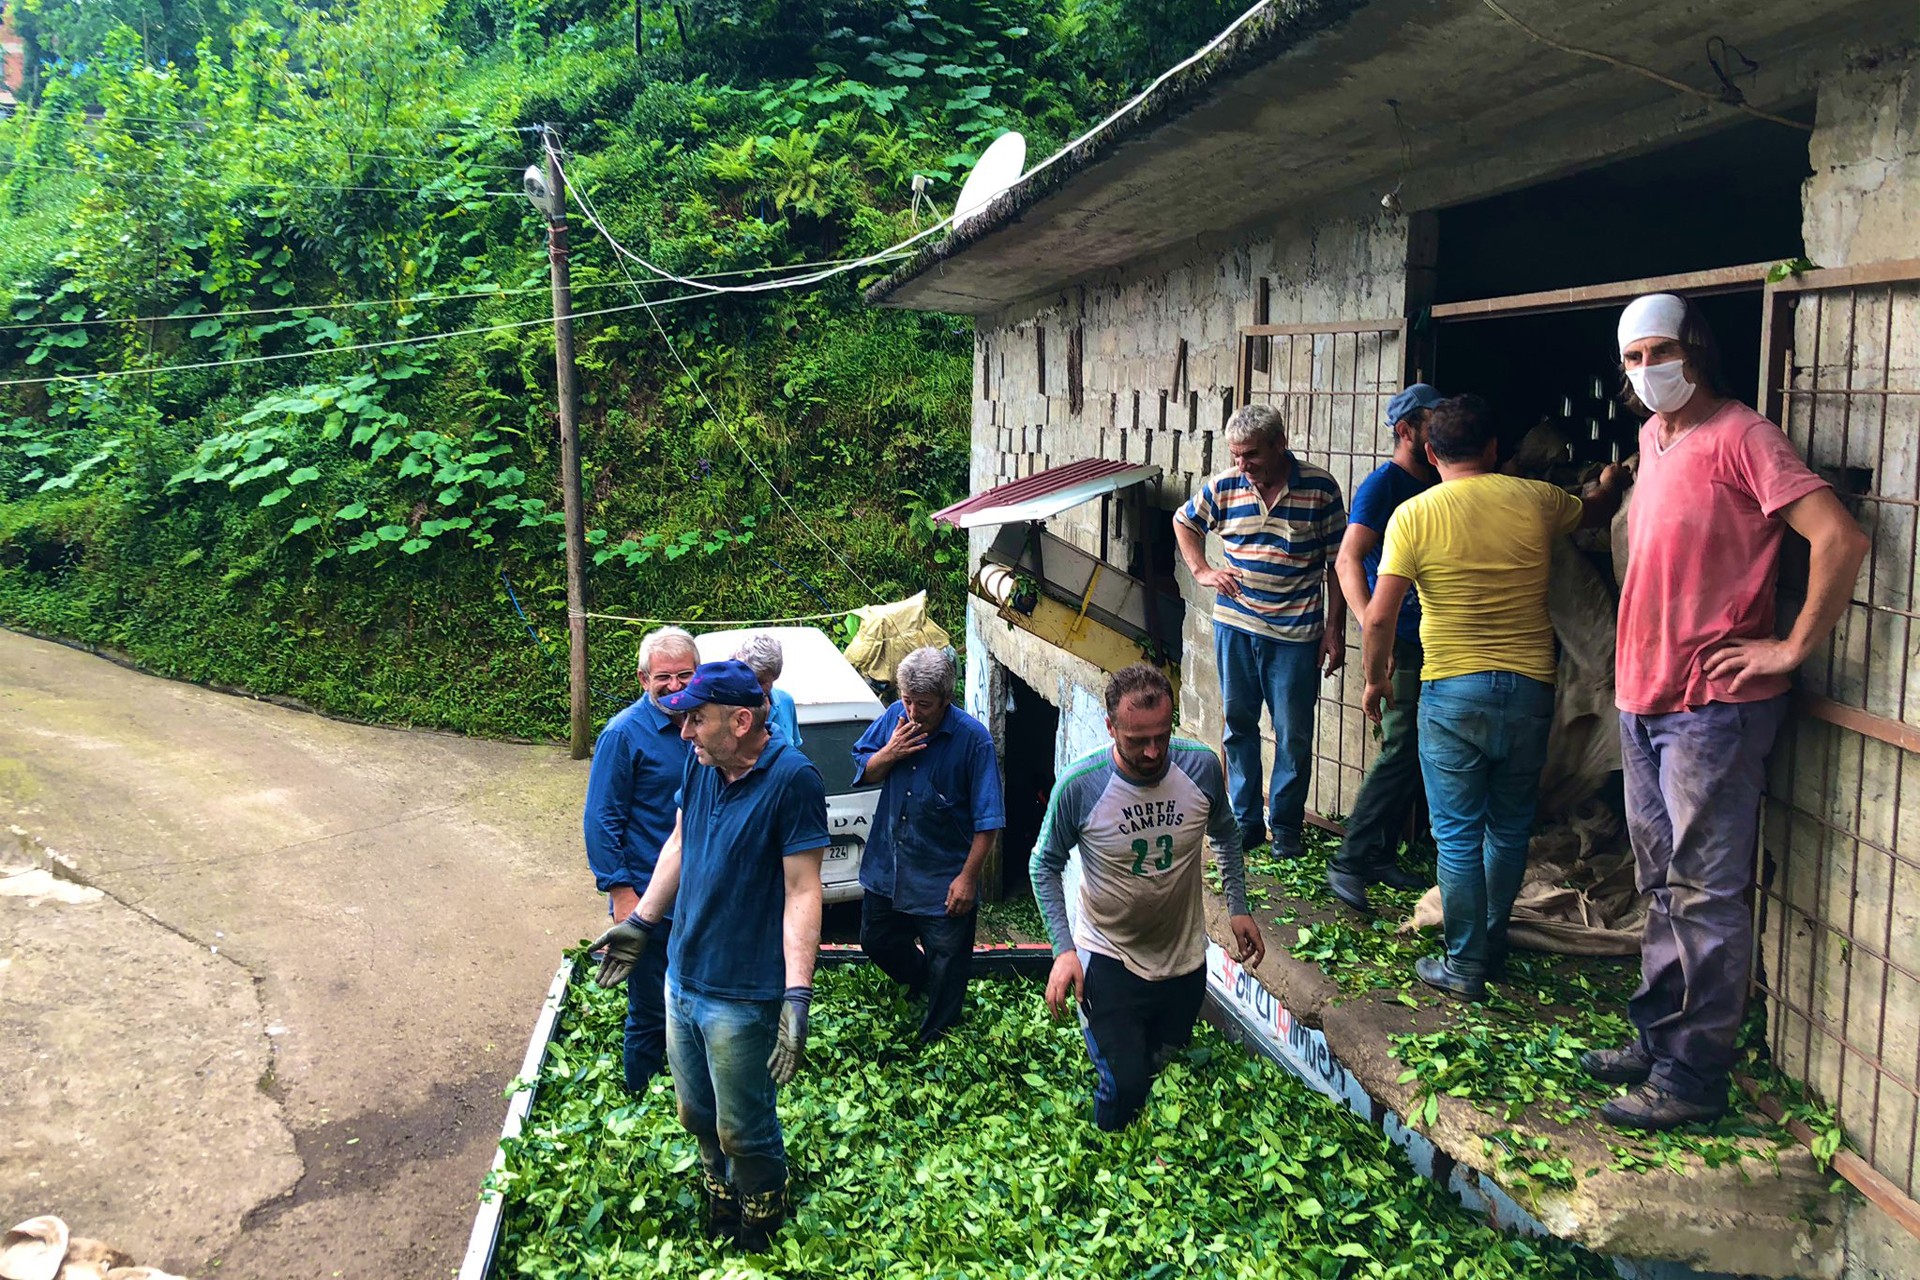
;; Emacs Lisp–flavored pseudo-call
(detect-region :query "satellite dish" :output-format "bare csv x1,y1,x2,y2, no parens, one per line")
953,131,1026,232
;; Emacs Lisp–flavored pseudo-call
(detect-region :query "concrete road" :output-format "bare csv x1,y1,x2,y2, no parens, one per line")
0,629,598,1279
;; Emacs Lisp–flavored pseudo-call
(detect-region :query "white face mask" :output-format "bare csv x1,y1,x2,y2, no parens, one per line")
1627,359,1695,414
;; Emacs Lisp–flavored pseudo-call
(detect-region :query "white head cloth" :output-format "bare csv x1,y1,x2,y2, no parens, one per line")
1618,293,1688,358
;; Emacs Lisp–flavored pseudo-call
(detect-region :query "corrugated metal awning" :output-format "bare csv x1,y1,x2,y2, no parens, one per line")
930,459,1162,529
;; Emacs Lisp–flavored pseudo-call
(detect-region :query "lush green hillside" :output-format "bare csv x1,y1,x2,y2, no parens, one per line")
0,0,1236,737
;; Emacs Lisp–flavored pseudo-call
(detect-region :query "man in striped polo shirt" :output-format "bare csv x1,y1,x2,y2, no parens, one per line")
1174,402,1348,856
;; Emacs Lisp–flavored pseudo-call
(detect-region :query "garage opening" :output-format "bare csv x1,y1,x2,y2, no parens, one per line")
1429,114,1812,461
998,668,1058,901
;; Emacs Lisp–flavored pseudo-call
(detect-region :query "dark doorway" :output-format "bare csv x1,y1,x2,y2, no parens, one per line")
1430,116,1808,464
998,668,1059,900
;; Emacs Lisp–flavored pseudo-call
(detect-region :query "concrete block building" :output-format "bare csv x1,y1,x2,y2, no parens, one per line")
872,0,1920,1272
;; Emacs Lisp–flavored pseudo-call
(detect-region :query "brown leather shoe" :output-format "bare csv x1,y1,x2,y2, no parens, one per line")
1600,1082,1727,1131
1580,1043,1653,1085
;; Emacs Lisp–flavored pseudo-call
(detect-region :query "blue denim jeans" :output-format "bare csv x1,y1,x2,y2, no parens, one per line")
664,982,786,1195
1621,697,1787,1104
622,917,673,1094
1417,671,1555,979
1215,623,1320,844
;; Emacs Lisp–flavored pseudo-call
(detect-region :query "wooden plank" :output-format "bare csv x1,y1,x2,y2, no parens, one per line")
1800,693,1920,754
1430,262,1772,321
1241,318,1406,337
1770,259,1920,293
1736,1074,1920,1242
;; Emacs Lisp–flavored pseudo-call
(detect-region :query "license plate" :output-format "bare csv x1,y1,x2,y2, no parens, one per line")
826,839,859,862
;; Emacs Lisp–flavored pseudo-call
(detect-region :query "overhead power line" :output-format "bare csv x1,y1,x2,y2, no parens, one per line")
0,250,915,334
550,136,886,605
553,0,1278,298
0,291,712,388
0,156,524,196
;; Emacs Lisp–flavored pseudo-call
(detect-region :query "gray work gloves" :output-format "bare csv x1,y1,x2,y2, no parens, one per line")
767,986,812,1085
590,913,656,988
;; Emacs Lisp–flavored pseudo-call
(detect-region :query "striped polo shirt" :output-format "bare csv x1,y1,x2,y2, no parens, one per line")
1175,456,1346,643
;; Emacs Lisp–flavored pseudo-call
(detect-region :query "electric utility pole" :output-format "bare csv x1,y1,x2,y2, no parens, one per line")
541,127,592,758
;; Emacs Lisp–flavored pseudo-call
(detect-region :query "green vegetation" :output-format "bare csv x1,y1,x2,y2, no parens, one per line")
1243,830,1851,1190
494,956,1614,1279
0,0,1244,736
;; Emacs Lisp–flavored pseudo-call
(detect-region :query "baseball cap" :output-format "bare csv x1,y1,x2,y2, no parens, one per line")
1385,383,1444,427
657,659,767,712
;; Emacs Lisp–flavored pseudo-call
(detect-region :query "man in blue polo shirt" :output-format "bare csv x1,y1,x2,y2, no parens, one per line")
591,659,828,1252
853,646,1005,1043
1327,385,1442,913
582,625,698,1093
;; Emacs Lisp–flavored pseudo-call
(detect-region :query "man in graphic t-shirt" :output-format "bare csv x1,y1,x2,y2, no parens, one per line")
1030,664,1266,1130
1328,383,1442,913
1579,293,1868,1131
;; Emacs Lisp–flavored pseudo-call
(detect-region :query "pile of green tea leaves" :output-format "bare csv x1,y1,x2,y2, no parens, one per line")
491,959,1611,1280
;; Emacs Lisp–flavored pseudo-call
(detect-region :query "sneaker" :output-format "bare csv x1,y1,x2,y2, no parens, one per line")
1600,1082,1727,1131
736,1185,788,1252
699,1175,739,1242
1413,955,1486,1001
1326,866,1372,914
1580,1043,1654,1085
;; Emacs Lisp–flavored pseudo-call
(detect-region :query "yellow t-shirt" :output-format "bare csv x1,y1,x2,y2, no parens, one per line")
1377,473,1583,683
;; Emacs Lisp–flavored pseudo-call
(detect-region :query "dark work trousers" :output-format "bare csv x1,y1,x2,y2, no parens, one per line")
1333,636,1424,875
1621,697,1787,1104
1077,953,1207,1131
859,891,977,1042
622,917,674,1093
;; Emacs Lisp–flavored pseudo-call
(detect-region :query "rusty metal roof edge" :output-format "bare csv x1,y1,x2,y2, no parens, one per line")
864,0,1372,311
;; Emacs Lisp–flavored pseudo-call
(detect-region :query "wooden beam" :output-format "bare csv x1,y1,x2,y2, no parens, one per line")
1736,1074,1920,1242
1769,259,1920,293
1429,262,1772,322
1799,693,1920,754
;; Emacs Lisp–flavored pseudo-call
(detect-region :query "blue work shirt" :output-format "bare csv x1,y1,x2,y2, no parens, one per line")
582,695,690,904
852,702,1006,917
1349,459,1432,644
769,687,802,747
668,734,830,1002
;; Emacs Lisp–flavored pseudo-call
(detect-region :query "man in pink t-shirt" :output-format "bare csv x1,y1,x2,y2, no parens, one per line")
1582,294,1869,1131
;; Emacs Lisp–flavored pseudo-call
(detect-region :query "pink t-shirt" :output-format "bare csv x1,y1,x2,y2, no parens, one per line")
1616,400,1829,715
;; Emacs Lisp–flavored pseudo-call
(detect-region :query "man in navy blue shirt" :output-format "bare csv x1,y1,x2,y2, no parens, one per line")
852,647,1005,1043
590,660,828,1252
1328,383,1442,912
581,626,697,1093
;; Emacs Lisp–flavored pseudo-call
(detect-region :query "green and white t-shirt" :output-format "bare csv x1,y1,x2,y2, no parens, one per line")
1029,739,1248,982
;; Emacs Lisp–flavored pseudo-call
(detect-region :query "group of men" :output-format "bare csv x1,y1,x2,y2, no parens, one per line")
581,627,1260,1248
575,288,1871,1251
1176,292,1868,1130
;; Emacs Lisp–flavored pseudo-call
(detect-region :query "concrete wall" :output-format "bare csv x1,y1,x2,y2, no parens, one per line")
1760,42,1920,1233
967,202,1409,816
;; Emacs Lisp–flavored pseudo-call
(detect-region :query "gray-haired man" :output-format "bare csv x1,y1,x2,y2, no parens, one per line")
1174,403,1347,856
852,647,1006,1042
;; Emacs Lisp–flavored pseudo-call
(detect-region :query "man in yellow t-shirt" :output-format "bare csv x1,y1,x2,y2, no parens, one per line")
1361,394,1621,999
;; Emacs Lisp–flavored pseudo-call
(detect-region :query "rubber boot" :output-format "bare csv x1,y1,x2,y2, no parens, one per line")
736,1184,787,1252
700,1174,739,1242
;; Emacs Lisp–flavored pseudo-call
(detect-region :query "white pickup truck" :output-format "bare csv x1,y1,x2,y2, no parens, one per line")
692,625,885,904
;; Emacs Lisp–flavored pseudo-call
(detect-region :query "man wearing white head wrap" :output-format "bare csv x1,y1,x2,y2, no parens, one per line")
1581,293,1870,1131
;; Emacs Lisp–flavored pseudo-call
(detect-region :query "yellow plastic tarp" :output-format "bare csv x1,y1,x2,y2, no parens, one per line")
844,591,951,685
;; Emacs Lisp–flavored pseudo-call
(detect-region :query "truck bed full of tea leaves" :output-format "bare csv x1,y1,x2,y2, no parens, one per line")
491,960,1610,1280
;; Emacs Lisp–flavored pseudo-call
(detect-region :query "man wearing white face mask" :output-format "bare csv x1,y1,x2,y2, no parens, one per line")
1582,293,1869,1131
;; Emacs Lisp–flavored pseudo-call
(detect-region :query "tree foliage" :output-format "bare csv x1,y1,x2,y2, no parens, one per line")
0,0,1230,737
